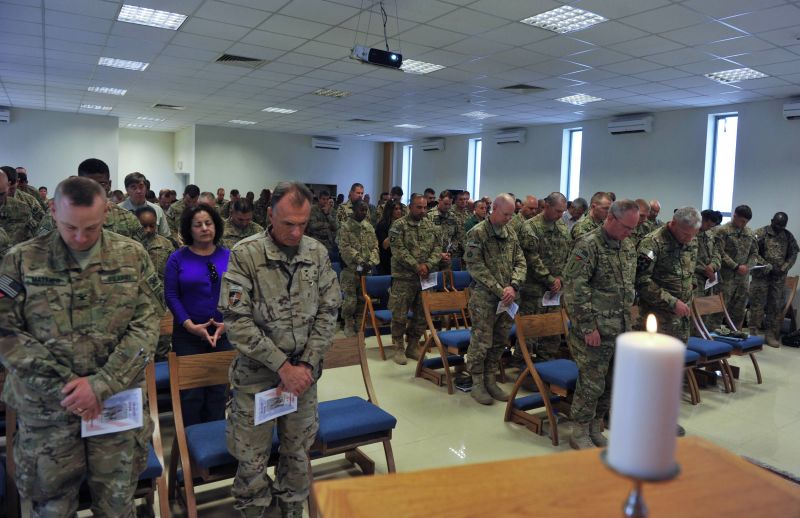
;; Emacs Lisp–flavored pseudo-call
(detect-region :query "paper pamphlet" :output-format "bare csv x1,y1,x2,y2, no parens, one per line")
420,272,438,290
749,265,767,270
81,388,143,438
254,387,297,425
704,272,719,290
542,291,562,307
496,301,519,319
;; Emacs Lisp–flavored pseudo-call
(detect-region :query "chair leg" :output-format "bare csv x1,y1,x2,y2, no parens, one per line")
750,353,762,384
542,390,559,446
723,359,736,393
685,368,700,405
307,461,319,518
504,368,528,422
382,439,397,473
167,439,179,500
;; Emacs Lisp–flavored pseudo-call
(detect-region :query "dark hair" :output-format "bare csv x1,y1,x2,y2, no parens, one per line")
124,171,146,189
390,185,403,196
271,181,312,210
349,182,364,192
78,158,110,178
410,193,425,204
319,190,331,198
380,199,402,226
180,203,224,246
183,184,200,197
39,186,48,192
54,176,106,207
0,166,16,183
17,172,28,183
734,205,752,220
352,199,366,211
159,188,170,198
423,187,435,196
231,199,254,214
438,190,452,200
134,205,157,219
230,189,240,197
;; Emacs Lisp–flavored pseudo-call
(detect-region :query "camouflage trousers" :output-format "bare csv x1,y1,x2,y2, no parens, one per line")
721,273,749,328
14,413,152,517
641,307,690,342
568,328,615,426
340,269,365,334
749,274,786,334
467,288,513,375
517,287,561,362
388,278,426,345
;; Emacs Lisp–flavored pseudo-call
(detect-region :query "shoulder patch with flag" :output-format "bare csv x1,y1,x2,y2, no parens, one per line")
0,275,23,299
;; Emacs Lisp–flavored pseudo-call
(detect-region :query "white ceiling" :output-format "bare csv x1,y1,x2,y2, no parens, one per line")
1,0,800,141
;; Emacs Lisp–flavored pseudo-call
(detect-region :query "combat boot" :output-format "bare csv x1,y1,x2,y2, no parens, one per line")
343,319,356,337
484,373,509,402
392,338,407,365
405,336,421,360
766,332,781,348
589,419,608,447
569,422,594,450
470,375,494,405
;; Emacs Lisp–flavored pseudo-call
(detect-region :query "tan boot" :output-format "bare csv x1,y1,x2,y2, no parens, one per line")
343,319,356,337
392,338,407,365
405,337,421,360
484,373,509,402
766,332,781,348
569,422,594,450
589,419,608,447
470,375,494,405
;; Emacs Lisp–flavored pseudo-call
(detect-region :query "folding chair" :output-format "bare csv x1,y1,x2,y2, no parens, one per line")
504,310,578,446
692,294,762,392
447,270,473,292
167,350,239,517
313,334,397,475
780,275,799,334
414,290,472,394
360,275,393,360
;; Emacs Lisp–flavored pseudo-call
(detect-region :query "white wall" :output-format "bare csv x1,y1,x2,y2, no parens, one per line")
174,126,195,190
118,129,175,192
0,108,118,192
194,125,383,198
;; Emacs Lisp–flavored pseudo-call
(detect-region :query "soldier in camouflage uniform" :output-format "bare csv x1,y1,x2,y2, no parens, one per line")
716,205,765,328
0,177,161,517
508,195,537,237
750,212,799,346
464,199,488,234
388,194,446,365
1,169,35,246
337,199,379,336
0,227,10,258
630,198,655,247
254,189,271,227
694,210,723,331
1,166,45,228
166,184,200,238
15,168,48,212
305,190,338,252
220,182,341,518
221,189,240,219
215,187,227,210
427,190,464,261
452,190,471,230
336,182,364,224
517,192,570,362
221,199,265,250
649,199,665,228
563,199,639,450
374,186,408,223
465,194,526,405
570,191,612,240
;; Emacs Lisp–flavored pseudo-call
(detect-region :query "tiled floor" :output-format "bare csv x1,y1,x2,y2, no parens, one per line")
155,336,800,516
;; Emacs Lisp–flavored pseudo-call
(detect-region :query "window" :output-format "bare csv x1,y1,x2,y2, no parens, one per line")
703,113,738,216
560,128,582,200
401,144,413,203
467,138,482,199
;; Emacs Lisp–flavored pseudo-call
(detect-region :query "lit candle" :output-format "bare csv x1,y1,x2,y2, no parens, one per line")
607,315,685,479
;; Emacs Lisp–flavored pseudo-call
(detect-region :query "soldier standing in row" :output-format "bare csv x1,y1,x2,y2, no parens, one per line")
571,191,612,240
0,169,34,246
563,199,639,449
428,190,463,265
306,190,338,253
221,199,265,250
336,182,364,224
166,184,200,239
337,199,379,336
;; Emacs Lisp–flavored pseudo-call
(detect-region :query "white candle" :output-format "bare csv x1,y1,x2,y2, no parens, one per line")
607,315,685,479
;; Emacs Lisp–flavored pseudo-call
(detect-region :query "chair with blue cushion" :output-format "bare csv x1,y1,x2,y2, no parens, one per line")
415,289,472,394
360,275,394,360
448,270,473,292
504,310,578,446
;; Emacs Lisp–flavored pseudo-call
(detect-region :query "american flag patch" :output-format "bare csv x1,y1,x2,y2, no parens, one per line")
0,275,22,299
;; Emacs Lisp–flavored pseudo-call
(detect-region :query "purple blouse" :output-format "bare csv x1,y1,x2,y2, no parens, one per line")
164,246,230,325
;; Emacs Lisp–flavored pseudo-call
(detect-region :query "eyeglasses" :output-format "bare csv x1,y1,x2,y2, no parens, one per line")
207,262,219,283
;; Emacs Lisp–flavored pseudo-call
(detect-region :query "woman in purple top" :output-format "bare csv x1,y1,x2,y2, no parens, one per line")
164,203,232,426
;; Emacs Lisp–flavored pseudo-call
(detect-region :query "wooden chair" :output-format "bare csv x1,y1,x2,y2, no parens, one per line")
415,290,472,394
167,350,239,517
504,310,578,446
780,275,799,334
360,275,393,360
692,294,762,392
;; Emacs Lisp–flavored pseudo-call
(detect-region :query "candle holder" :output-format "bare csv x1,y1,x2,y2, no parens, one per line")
600,450,680,518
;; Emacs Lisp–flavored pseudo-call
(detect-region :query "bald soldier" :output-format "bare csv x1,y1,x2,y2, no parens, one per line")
508,195,538,236
464,194,526,405
571,191,612,241
649,199,664,228
0,176,162,516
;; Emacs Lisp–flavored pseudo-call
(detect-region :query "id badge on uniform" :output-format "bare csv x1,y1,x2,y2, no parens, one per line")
254,387,297,425
81,388,143,437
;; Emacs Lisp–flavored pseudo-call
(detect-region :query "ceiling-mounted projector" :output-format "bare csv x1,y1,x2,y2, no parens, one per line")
351,45,402,69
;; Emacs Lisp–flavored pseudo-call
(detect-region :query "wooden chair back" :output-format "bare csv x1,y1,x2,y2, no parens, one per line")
421,289,471,330
514,310,570,343
691,294,735,337
144,361,170,518
168,350,237,391
782,275,799,319
323,333,379,406
159,309,174,336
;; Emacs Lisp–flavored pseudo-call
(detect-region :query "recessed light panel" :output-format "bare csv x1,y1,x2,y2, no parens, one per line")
80,104,113,110
462,111,497,119
314,88,351,98
118,5,188,30
88,86,127,96
137,116,164,122
704,67,768,84
98,57,149,71
556,93,604,105
394,123,424,129
401,59,446,75
228,120,257,125
262,107,297,114
521,6,607,34
126,123,151,128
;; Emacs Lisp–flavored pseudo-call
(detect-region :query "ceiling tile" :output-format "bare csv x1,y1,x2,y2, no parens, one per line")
444,36,513,57
610,35,684,58
527,36,595,58
697,36,775,58
661,21,746,46
399,25,467,48
573,0,671,19
45,0,118,18
723,4,800,34
258,14,330,39
480,22,552,47
646,47,713,66
44,9,112,33
633,67,691,81
575,21,649,47
194,1,272,27
171,32,234,52
241,29,307,51
181,18,252,40
619,4,709,34
428,9,509,34
601,58,662,75
278,0,360,26
0,17,41,36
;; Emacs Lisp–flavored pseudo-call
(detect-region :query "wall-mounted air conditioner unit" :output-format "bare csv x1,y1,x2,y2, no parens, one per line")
420,137,445,151
493,128,526,144
0,107,10,123
783,102,800,120
608,115,653,134
311,137,341,150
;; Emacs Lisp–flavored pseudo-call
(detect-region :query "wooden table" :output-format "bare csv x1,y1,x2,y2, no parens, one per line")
313,437,800,517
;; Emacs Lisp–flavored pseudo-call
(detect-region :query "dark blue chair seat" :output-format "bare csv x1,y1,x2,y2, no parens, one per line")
139,444,163,481
711,334,764,351
184,420,237,471
317,397,397,443
451,271,472,290
535,359,578,390
450,257,462,271
373,309,392,322
684,349,701,365
437,329,471,353
512,393,562,412
422,355,465,370
155,361,170,390
509,324,517,342
331,261,342,278
687,337,732,358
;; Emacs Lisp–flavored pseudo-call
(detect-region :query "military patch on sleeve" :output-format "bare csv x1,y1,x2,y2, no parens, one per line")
0,274,23,298
637,250,655,272
228,284,243,307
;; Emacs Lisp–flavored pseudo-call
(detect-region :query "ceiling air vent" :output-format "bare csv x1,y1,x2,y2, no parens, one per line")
152,104,185,110
501,84,546,94
215,54,267,69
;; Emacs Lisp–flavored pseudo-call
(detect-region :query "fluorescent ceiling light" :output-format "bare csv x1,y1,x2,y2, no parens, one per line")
126,123,150,128
556,93,604,105
88,86,127,96
394,123,424,129
137,116,164,122
80,104,113,110
704,67,768,84
521,6,607,34
401,59,445,75
228,120,257,125
98,57,149,71
262,107,297,114
118,4,188,30
462,111,497,119
314,88,351,98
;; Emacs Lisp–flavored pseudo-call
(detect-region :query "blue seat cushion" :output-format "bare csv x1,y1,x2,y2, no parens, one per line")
139,443,163,480
687,337,732,358
184,420,236,470
437,329,471,353
712,334,764,351
372,309,392,322
535,359,578,390
512,393,562,412
422,355,465,370
317,397,397,443
509,324,517,341
684,349,701,365
155,361,170,390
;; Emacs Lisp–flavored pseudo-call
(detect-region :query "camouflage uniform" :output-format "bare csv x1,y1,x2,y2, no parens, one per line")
570,213,602,241
142,232,176,360
1,195,35,245
221,219,265,250
337,218,379,335
464,214,484,234
517,214,571,360
388,215,442,353
694,229,723,331
750,225,799,335
220,232,341,515
166,199,186,237
465,220,526,383
0,227,10,258
19,183,48,211
427,207,464,259
14,189,46,227
216,198,227,211
507,212,529,237
306,205,338,252
253,198,270,227
636,225,698,342
715,222,761,327
0,230,162,517
563,227,636,428
38,202,143,242
336,200,355,224
630,221,655,248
